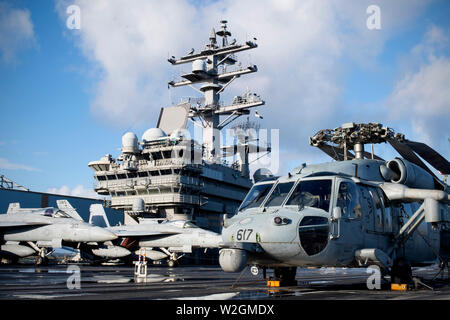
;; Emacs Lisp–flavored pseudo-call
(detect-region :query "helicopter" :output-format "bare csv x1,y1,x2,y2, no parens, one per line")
218,122,450,286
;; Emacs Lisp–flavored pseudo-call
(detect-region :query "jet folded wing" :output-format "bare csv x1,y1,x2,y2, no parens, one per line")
56,200,84,222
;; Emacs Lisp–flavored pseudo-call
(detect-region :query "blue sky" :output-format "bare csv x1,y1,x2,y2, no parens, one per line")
0,0,449,197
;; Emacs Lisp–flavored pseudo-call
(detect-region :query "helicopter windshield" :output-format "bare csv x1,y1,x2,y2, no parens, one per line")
264,182,295,207
238,182,274,211
285,179,332,212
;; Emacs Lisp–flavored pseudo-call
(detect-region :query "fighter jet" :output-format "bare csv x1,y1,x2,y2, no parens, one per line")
0,203,117,264
56,200,131,261
219,123,450,287
89,204,222,267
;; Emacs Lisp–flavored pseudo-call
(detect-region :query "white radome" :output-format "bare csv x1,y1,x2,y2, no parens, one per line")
141,128,167,142
121,132,139,153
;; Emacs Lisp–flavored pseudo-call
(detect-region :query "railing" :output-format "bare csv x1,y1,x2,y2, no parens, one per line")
94,175,201,191
111,194,200,207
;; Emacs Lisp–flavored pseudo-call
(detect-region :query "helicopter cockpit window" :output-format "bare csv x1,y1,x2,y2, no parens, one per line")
264,182,295,207
337,181,361,219
285,180,332,212
368,187,384,229
379,190,392,233
298,216,329,256
238,183,274,211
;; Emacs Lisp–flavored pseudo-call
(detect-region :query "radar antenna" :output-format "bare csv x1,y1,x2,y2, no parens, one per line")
167,20,265,168
0,174,29,191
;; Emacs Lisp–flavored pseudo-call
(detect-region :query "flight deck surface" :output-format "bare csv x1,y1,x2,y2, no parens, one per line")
0,264,449,300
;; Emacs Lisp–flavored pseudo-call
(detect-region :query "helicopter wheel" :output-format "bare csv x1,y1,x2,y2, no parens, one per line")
273,267,297,286
390,258,412,284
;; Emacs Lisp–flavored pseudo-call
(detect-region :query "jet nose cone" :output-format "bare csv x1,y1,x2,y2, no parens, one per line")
93,227,118,242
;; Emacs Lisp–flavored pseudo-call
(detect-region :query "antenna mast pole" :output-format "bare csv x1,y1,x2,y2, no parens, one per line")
168,20,265,165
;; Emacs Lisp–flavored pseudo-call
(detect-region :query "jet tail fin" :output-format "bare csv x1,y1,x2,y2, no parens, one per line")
6,203,21,214
89,204,111,228
56,200,84,221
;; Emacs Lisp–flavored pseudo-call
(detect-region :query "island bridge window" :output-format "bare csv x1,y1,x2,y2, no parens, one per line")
238,182,274,211
162,150,172,159
127,172,137,178
264,182,295,207
285,179,332,212
160,169,172,175
151,152,163,160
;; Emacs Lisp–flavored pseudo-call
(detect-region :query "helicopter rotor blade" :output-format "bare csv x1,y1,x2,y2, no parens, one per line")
387,137,432,174
317,144,384,161
317,144,354,161
387,137,445,189
362,151,384,161
404,140,450,175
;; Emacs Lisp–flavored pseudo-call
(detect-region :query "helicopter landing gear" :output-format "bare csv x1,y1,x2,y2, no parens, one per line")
390,258,412,285
270,267,297,286
435,260,450,279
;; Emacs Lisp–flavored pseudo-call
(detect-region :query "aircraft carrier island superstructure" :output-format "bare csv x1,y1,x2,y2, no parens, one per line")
88,21,269,232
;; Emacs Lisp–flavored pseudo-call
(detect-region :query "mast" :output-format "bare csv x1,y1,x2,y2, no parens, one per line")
168,20,266,171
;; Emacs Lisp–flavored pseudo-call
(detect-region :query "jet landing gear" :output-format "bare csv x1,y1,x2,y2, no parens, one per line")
268,267,297,287
161,249,183,268
167,259,179,268
35,249,51,266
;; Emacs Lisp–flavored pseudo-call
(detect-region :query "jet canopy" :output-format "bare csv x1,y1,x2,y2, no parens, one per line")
38,208,71,219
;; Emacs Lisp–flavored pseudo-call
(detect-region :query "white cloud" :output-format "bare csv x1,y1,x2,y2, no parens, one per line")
389,58,450,118
0,2,35,63
46,184,101,199
0,157,41,172
387,26,450,152
55,0,438,174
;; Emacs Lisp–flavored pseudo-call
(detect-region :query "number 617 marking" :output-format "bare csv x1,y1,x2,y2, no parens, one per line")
236,229,253,241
